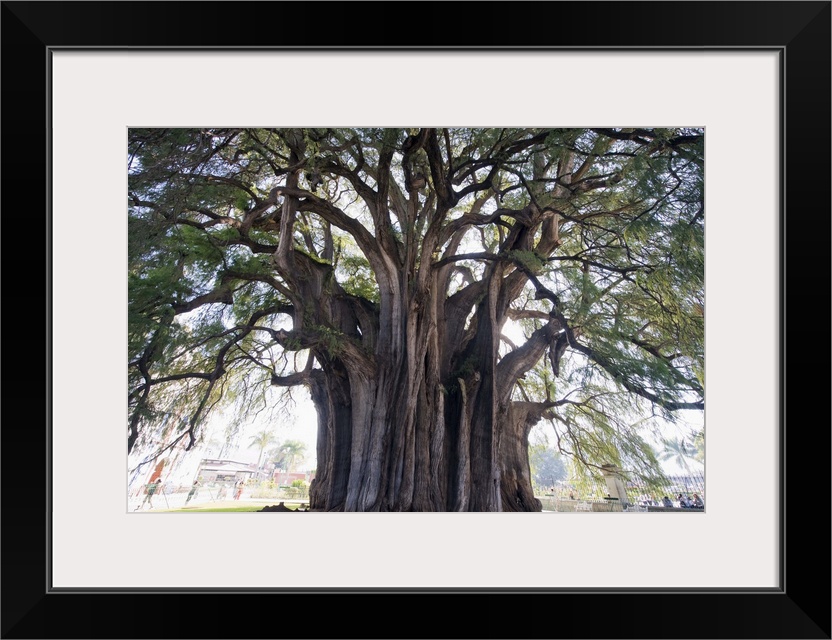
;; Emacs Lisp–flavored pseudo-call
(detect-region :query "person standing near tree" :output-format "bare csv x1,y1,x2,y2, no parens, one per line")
233,479,245,500
139,478,161,510
185,480,200,505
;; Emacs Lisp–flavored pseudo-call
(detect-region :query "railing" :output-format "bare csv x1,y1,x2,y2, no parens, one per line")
538,497,625,512
538,471,705,512
537,496,704,512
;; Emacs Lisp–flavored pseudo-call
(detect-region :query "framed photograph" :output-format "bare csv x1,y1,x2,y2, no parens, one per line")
3,2,829,638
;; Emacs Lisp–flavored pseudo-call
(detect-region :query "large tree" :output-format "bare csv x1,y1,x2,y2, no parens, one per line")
529,442,568,491
128,128,704,512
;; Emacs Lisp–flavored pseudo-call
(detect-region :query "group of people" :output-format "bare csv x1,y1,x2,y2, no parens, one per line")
210,480,245,501
681,493,705,508
135,477,248,510
205,479,246,501
660,493,704,508
566,490,705,509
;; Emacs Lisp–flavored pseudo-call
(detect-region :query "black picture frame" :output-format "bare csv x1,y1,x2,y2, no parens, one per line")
2,2,829,638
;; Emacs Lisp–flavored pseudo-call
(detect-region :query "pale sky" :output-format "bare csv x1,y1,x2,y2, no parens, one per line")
202,389,319,472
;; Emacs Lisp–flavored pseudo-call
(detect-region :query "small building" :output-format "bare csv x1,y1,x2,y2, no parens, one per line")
195,459,257,484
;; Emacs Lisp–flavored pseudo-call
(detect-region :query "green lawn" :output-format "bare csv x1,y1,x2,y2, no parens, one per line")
160,504,303,513
181,506,267,512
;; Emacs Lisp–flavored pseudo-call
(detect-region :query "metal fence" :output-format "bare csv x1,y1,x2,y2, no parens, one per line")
538,497,626,512
539,470,705,512
627,472,705,507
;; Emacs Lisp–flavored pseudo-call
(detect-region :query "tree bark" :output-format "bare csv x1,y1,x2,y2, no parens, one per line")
306,261,545,512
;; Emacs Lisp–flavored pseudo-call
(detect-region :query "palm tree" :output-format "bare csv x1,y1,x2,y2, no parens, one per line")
658,436,697,473
247,430,277,478
276,440,307,474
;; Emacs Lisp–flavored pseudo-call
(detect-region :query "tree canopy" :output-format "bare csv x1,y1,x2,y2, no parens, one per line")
128,127,704,511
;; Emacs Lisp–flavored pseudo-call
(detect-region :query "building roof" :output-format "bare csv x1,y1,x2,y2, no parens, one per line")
199,459,257,473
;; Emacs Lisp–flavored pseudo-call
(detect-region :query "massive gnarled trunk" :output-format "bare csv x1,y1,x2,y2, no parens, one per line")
303,287,554,512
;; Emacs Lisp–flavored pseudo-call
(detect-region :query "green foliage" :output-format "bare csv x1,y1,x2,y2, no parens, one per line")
505,249,547,273
692,429,705,463
333,236,379,303
312,324,346,354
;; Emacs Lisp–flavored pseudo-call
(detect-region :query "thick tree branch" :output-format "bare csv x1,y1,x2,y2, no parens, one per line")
496,319,562,401
171,284,234,315
271,351,316,386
